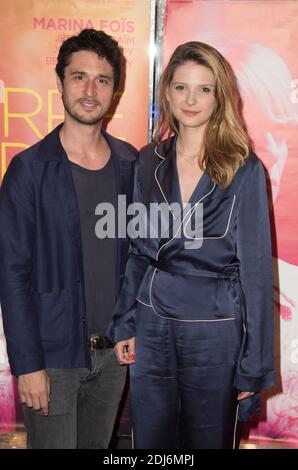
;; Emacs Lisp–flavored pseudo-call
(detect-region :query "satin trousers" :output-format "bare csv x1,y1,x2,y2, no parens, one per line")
130,303,242,449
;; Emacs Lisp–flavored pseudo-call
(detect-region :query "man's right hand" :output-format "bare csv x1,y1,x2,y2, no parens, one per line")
18,370,50,416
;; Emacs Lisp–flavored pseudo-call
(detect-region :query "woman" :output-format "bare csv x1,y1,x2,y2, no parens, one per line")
107,42,275,449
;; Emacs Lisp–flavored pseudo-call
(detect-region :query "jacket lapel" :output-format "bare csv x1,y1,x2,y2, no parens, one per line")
155,136,215,208
102,130,135,294
56,154,84,280
104,130,133,198
154,137,217,249
37,125,84,281
154,137,182,212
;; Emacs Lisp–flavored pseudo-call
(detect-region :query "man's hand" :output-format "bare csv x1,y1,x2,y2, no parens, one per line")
237,391,255,401
18,370,50,416
114,337,136,365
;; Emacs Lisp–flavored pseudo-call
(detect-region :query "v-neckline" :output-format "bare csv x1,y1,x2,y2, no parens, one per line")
174,147,207,206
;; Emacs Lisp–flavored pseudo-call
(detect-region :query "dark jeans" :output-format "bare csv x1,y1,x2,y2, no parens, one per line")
23,348,127,449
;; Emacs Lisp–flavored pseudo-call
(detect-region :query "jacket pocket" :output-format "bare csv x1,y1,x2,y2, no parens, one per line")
199,194,236,239
32,289,69,342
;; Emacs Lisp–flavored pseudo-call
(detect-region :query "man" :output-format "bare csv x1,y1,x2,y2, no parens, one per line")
0,29,137,449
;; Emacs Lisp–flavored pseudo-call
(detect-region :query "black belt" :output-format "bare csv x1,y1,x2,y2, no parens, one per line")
88,335,113,351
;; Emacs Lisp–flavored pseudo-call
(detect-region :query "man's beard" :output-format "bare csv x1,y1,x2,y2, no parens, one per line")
62,93,105,126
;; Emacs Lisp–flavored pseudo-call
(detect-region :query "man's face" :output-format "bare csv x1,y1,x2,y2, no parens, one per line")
57,50,115,126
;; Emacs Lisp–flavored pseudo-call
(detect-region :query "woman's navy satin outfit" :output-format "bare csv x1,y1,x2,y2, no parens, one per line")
107,137,275,449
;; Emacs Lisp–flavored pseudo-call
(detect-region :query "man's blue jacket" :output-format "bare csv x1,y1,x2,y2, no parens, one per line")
0,124,137,376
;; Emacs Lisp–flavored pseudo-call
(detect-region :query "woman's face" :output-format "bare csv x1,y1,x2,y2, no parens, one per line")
166,60,217,132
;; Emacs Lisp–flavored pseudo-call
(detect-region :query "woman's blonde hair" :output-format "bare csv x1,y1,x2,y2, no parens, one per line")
154,41,250,187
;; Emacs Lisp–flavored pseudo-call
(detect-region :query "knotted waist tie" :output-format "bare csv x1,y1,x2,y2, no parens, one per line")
149,259,246,326
150,259,240,284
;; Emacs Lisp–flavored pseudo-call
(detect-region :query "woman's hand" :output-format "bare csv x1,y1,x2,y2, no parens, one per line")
114,337,136,365
237,391,255,400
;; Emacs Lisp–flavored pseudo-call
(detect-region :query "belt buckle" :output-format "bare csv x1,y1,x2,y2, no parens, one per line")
89,336,101,351
88,335,112,351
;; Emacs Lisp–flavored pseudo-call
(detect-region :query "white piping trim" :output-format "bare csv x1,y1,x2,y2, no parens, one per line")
131,427,134,449
149,268,235,323
233,403,240,449
154,159,177,219
156,182,216,260
154,145,165,160
183,194,236,240
136,298,152,307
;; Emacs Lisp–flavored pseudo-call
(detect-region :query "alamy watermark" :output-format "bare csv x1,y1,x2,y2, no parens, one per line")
94,195,204,249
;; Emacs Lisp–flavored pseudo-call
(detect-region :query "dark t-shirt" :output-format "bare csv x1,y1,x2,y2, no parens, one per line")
70,156,117,335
